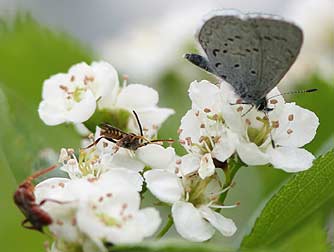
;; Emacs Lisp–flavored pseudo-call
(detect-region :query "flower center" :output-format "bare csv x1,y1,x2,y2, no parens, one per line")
247,116,272,146
96,212,120,226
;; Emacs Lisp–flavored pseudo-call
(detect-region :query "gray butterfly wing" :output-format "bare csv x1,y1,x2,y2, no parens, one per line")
197,10,303,103
249,15,303,100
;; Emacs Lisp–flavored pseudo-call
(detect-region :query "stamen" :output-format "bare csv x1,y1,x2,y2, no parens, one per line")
210,182,235,197
272,120,279,128
204,108,211,113
209,201,240,209
287,128,293,134
288,114,294,121
237,106,243,112
177,128,183,135
270,99,278,104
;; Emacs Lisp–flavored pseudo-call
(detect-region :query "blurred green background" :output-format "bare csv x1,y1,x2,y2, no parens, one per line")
0,1,333,251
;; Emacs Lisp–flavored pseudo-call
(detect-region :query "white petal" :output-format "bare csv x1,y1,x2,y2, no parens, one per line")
189,80,220,111
212,131,237,163
172,201,215,242
199,153,216,179
42,73,70,101
35,177,71,204
180,153,200,176
144,170,183,204
102,149,145,172
236,142,269,166
116,84,158,109
136,207,161,237
199,206,237,237
272,103,319,147
267,146,315,172
67,90,97,123
38,101,67,125
99,168,143,192
90,61,120,109
136,144,175,170
179,110,201,144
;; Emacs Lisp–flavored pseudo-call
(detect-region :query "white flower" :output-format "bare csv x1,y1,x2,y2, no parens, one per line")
38,61,119,126
220,82,319,172
76,184,160,248
178,80,237,178
144,169,237,242
35,168,150,250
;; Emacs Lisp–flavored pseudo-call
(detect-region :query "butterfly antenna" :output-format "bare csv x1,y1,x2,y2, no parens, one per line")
267,88,317,100
132,110,143,137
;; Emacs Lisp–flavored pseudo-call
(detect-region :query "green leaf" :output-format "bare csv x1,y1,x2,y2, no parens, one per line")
109,240,232,252
271,215,330,252
241,149,334,248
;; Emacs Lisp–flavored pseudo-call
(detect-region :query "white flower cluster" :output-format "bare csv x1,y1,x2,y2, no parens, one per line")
179,80,319,173
38,61,174,137
32,60,319,252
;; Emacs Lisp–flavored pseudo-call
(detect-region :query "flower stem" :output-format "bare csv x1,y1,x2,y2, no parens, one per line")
219,156,243,204
156,214,173,239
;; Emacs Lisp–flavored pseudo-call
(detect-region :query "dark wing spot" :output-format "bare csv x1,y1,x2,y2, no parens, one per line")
253,48,259,52
251,70,256,75
234,35,241,39
234,64,240,68
221,75,227,80
245,49,251,52
213,49,220,56
215,63,221,68
223,50,228,53
224,43,228,46
228,38,234,42
264,36,272,41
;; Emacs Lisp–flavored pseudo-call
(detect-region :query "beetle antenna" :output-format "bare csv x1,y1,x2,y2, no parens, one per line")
132,110,143,137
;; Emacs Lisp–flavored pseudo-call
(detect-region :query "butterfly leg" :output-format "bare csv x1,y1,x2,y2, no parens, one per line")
184,53,215,74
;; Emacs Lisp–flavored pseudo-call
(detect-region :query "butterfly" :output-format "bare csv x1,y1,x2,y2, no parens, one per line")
185,9,303,112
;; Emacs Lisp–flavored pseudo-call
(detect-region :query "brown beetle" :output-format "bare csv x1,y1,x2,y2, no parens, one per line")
13,164,61,232
85,110,173,151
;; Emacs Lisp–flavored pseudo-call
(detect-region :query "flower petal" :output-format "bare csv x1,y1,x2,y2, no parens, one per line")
172,201,215,242
179,110,202,144
189,80,220,111
136,207,161,237
144,170,183,204
199,153,216,179
272,103,319,147
199,206,237,237
136,144,175,170
267,146,315,172
212,130,237,163
236,142,269,166
180,153,200,176
99,168,143,192
116,84,159,109
38,101,67,125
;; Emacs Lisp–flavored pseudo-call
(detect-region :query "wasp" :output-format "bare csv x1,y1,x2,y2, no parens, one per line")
85,110,173,151
13,164,62,232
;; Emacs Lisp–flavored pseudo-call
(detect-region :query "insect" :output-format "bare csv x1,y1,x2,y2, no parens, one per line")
85,110,173,151
185,9,305,112
13,164,61,233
